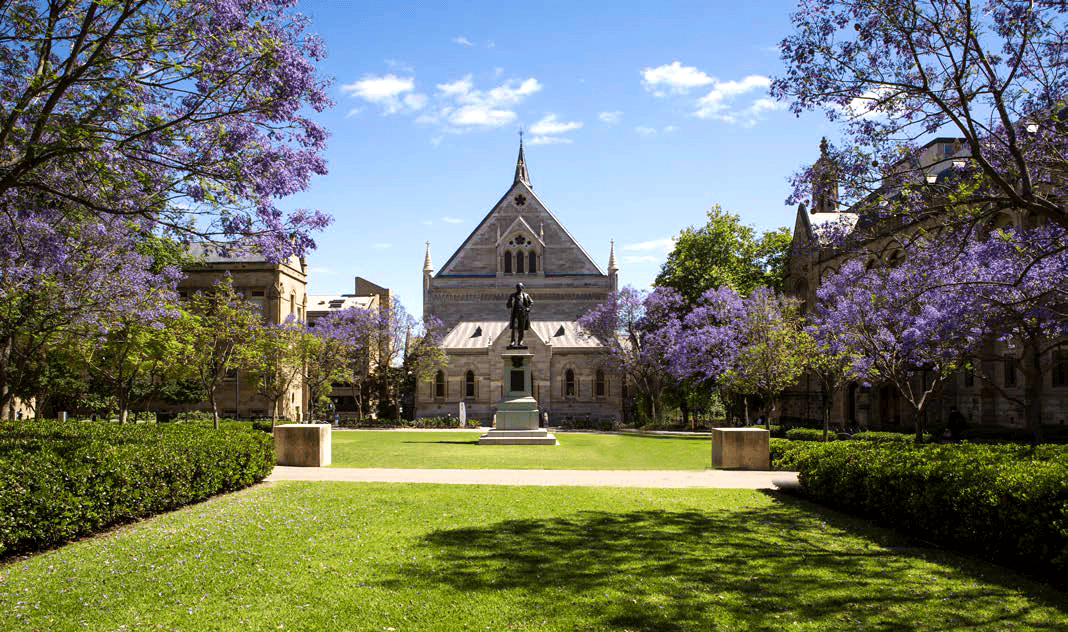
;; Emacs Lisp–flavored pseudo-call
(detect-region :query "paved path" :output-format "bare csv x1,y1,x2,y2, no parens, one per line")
266,466,800,490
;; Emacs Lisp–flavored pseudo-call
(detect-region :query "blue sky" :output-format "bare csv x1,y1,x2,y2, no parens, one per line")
288,0,837,315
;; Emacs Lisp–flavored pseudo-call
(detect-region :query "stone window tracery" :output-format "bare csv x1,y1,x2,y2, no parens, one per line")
500,232,541,276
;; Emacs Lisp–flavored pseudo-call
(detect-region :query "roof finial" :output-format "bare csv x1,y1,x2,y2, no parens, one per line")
608,239,618,273
514,128,531,187
423,241,432,272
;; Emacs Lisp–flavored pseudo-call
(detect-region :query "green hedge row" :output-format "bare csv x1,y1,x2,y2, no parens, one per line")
0,421,274,557
792,441,1068,582
784,428,836,442
852,431,933,443
338,417,481,429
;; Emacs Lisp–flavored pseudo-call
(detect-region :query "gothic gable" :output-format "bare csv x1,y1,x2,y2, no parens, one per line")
437,178,604,278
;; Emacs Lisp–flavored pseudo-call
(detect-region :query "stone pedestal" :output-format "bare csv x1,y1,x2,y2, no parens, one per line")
274,424,332,466
481,351,557,445
711,428,769,470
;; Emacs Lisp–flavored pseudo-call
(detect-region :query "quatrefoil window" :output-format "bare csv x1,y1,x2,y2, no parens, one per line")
514,194,527,206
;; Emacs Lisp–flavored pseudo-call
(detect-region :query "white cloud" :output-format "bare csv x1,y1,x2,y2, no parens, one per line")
641,61,714,96
530,114,582,136
625,238,675,251
345,107,362,118
344,71,541,133
635,126,657,136
428,76,542,130
694,75,771,120
599,111,623,125
453,36,474,47
529,135,573,145
341,74,425,114
442,217,463,224
374,243,392,249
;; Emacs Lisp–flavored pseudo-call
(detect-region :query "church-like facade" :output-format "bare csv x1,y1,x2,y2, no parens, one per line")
417,143,625,425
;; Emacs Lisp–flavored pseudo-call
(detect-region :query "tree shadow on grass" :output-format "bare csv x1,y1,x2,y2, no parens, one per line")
400,439,479,445
385,491,1067,631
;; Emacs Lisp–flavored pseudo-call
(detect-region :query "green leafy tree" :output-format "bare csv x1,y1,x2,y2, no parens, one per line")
86,308,198,424
239,320,304,424
185,277,259,428
655,205,791,304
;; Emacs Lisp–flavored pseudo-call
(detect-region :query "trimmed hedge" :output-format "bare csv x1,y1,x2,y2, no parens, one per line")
338,417,481,429
792,441,1068,583
769,438,837,470
0,421,274,557
852,430,932,443
784,427,836,442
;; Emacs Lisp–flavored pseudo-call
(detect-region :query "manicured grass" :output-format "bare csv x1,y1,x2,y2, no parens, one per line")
2,483,1064,631
329,430,714,469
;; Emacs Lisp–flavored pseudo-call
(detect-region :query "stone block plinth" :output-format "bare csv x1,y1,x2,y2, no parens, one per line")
711,428,769,470
274,424,332,467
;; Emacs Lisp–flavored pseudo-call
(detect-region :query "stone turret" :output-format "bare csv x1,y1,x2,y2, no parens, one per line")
608,240,619,291
812,137,839,214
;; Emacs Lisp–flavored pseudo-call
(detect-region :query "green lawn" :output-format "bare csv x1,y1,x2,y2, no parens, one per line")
2,482,1064,631
329,430,714,469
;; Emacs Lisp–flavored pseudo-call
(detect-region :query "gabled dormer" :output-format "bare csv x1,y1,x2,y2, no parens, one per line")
496,215,544,276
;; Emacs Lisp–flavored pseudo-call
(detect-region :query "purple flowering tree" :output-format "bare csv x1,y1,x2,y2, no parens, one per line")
926,223,1067,436
578,287,682,423
772,1,1068,231
812,236,988,441
0,210,181,419
0,0,332,259
673,286,810,428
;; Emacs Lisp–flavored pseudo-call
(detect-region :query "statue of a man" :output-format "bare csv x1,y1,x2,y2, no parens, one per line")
507,283,533,347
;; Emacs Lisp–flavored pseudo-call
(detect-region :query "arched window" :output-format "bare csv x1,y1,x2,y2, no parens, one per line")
434,370,446,398
528,252,537,274
516,251,525,273
565,369,576,398
465,370,475,398
503,251,512,274
595,370,605,397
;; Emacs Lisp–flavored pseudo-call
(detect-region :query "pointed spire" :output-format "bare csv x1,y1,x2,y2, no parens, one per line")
423,241,432,272
514,129,531,187
608,239,618,273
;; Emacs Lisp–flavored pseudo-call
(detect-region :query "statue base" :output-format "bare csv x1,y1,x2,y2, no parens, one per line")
506,343,528,349
480,351,556,446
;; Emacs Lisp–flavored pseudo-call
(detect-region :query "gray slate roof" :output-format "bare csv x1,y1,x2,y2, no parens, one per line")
441,320,604,350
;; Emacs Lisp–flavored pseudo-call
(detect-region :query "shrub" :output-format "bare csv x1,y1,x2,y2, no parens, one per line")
769,438,837,470
785,427,834,442
793,441,1068,584
852,431,932,443
0,421,273,557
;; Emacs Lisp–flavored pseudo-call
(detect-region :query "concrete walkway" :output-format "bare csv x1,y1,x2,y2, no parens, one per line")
266,466,800,490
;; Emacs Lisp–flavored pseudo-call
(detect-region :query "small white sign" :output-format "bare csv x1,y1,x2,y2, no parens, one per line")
458,401,467,424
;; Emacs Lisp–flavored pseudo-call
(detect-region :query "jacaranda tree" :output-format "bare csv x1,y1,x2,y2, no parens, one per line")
0,0,332,259
772,0,1067,231
578,287,683,423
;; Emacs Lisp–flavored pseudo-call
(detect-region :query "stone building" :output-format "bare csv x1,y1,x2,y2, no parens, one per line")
307,276,393,419
783,138,1068,431
174,245,309,420
417,143,624,425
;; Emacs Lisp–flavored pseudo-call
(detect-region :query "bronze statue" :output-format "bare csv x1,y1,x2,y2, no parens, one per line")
507,283,533,348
